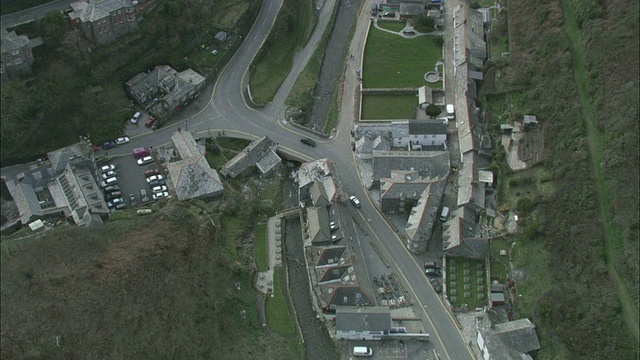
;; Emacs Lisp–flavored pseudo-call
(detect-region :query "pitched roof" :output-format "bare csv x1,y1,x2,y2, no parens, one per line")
69,0,134,22
372,150,449,181
221,136,278,178
307,206,331,245
315,246,348,267
478,315,541,360
405,178,446,241
408,120,447,135
321,286,373,309
1,29,30,53
309,180,329,207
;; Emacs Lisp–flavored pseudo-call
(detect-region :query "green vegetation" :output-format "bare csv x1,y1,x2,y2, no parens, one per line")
361,94,416,120
1,0,260,166
363,25,442,88
446,257,485,309
484,0,639,357
266,267,296,335
488,238,510,283
254,216,269,272
1,202,301,359
376,20,406,32
0,0,48,15
249,0,316,105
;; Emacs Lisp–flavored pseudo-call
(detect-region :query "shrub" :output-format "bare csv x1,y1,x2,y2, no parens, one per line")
425,104,441,117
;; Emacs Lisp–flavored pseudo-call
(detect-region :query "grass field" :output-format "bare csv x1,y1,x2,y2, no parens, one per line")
361,94,416,120
363,25,442,88
377,20,406,32
446,257,486,309
488,237,511,283
266,267,295,335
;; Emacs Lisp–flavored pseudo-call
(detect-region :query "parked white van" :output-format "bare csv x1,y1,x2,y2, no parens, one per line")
446,104,455,120
353,346,373,357
440,207,450,222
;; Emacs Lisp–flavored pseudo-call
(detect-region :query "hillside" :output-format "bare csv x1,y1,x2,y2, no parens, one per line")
485,0,639,358
1,203,299,359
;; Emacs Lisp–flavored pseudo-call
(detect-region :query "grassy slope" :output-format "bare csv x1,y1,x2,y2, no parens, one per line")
0,205,300,359
560,0,639,340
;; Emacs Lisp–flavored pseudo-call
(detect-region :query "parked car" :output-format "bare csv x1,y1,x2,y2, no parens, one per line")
144,169,161,177
381,11,395,17
148,179,166,188
429,277,442,293
100,164,116,173
330,221,339,230
152,185,168,193
115,136,130,145
300,138,316,147
137,156,154,166
140,189,150,203
152,191,170,200
146,175,164,183
105,191,122,200
349,195,361,208
107,197,124,209
102,141,117,149
425,268,442,277
145,116,156,128
129,194,138,207
424,261,440,270
103,185,121,193
100,177,118,188
101,171,116,179
114,202,127,210
130,111,141,124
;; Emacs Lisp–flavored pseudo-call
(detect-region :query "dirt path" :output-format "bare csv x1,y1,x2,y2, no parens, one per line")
561,0,639,341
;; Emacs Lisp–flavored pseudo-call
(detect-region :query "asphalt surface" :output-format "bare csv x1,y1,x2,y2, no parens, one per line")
0,0,475,359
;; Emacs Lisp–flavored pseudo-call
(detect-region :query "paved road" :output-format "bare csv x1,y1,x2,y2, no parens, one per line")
0,0,75,30
1,0,474,359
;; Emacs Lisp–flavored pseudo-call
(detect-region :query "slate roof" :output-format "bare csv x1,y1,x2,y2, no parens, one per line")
457,151,485,209
309,180,329,207
409,119,447,135
167,131,223,201
335,306,391,332
1,29,29,52
399,2,424,16
443,211,478,249
308,206,331,245
298,159,340,202
319,265,351,283
320,286,373,309
221,136,279,178
372,150,449,181
405,178,446,241
418,85,433,105
69,0,133,22
315,246,348,267
477,315,541,360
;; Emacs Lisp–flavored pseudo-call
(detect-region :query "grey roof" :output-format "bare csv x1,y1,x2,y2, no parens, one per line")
405,178,446,241
443,213,479,248
409,120,447,135
478,315,540,360
69,0,134,22
399,2,424,16
335,306,391,332
126,65,201,109
316,246,348,267
320,265,350,283
457,151,486,209
523,115,538,124
221,136,279,178
391,121,410,139
479,170,493,184
372,150,450,181
468,70,484,81
214,31,228,42
168,131,223,201
381,180,430,202
309,180,329,207
336,306,389,328
418,85,433,105
176,69,205,88
322,286,373,309
1,29,30,53
308,206,331,245
298,159,340,202
255,149,281,175
48,143,85,174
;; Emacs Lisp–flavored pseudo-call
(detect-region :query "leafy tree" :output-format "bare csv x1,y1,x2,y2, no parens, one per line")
415,14,434,32
425,104,441,117
42,11,67,47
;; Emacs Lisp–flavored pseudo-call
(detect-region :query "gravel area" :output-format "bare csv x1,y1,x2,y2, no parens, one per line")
307,0,361,132
282,177,339,360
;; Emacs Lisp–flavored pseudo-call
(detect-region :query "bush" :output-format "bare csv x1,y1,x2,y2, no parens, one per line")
425,104,441,117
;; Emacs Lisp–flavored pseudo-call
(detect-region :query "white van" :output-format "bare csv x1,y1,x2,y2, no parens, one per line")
446,104,455,120
440,206,450,222
353,346,373,357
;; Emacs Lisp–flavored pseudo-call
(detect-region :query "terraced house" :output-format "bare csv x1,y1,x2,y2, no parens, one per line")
68,0,137,46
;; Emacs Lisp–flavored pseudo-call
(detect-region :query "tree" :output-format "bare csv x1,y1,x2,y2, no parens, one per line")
415,14,435,33
425,104,442,117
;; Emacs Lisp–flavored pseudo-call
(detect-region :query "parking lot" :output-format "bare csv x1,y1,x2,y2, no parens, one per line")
340,340,435,359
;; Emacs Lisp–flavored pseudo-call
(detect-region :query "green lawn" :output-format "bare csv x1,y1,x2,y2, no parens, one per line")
266,268,295,335
254,216,268,272
361,94,416,120
446,257,486,309
363,25,442,88
376,20,406,32
489,238,510,283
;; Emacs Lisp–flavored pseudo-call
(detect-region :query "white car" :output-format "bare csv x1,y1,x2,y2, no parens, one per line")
146,175,164,183
349,195,361,208
101,171,116,179
100,164,115,173
137,156,153,166
130,112,141,124
151,185,168,193
152,191,169,200
115,136,130,145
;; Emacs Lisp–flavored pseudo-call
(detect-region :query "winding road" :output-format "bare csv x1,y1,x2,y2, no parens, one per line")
1,0,476,358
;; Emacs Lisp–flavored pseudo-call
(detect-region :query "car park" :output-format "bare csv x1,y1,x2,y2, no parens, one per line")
137,156,154,166
146,175,164,183
101,171,116,179
129,194,138,207
105,191,122,200
103,185,121,193
115,136,130,145
145,116,156,128
152,185,168,193
102,141,117,149
100,164,116,173
144,169,161,177
425,268,442,277
140,189,150,203
300,138,316,147
152,191,169,200
349,195,361,208
148,179,166,187
114,202,127,210
130,112,141,124
100,177,118,188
